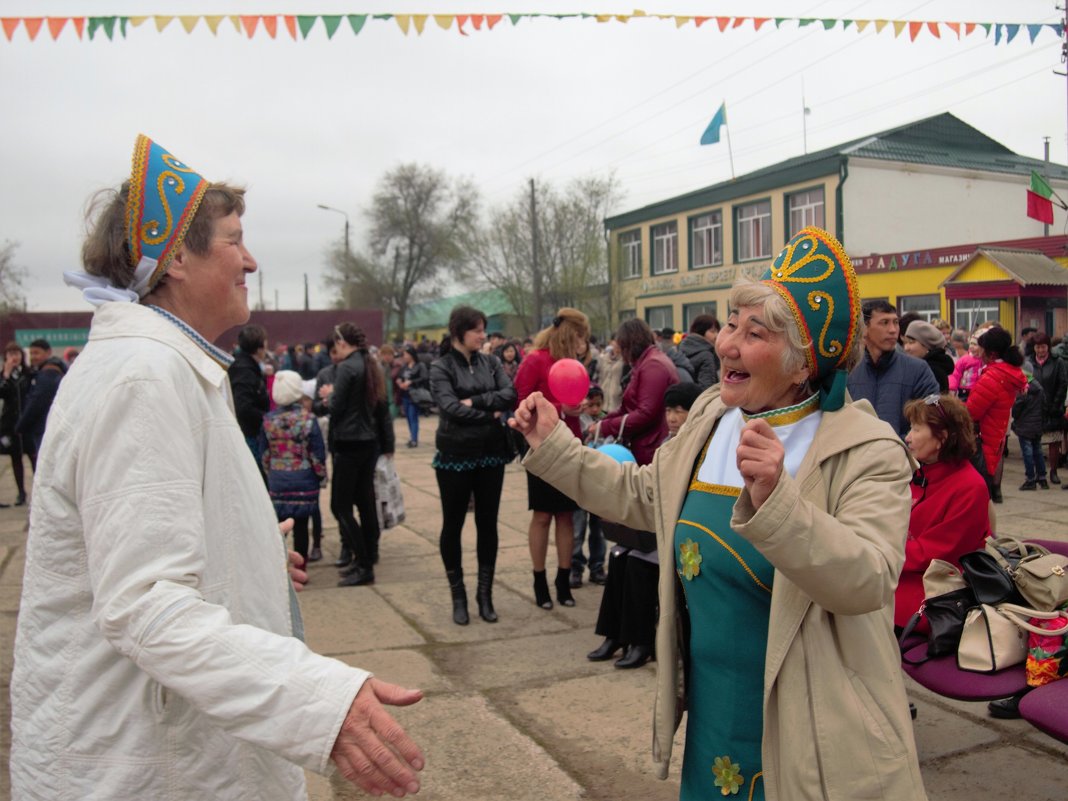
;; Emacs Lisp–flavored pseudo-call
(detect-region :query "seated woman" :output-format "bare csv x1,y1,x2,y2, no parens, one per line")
512,228,926,800
895,393,990,633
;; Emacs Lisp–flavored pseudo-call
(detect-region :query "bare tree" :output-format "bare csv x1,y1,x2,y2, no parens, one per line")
0,241,28,315
468,174,620,337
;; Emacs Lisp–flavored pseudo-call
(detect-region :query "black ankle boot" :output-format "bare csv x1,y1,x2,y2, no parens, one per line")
476,564,498,623
555,567,576,607
447,569,469,625
532,570,553,609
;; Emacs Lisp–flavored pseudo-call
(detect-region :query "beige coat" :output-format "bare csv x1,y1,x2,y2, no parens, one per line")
524,387,927,801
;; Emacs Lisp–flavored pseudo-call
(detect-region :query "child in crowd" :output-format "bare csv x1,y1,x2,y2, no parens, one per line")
663,382,703,440
571,386,607,588
1013,362,1048,490
301,379,325,561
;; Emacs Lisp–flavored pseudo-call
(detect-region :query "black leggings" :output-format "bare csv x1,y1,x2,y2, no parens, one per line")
7,435,29,497
330,443,380,569
435,463,505,573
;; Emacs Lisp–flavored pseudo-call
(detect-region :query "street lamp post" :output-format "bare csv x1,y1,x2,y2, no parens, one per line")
317,203,351,257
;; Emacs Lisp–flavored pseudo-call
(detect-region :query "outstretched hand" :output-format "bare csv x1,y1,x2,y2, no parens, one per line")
508,391,561,451
331,678,426,797
736,418,785,510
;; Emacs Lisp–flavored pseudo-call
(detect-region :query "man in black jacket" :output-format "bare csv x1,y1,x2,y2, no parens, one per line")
14,339,67,468
228,324,269,475
678,314,720,389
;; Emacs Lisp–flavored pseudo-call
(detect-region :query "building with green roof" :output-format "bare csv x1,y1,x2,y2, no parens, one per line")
398,288,526,343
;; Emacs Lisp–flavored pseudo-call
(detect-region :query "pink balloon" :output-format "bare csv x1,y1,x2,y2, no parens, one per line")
548,358,591,406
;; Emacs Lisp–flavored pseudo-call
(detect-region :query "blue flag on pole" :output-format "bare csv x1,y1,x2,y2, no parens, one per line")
700,102,727,145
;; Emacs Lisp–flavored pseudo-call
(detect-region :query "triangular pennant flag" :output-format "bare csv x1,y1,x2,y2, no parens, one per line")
179,16,199,33
395,14,411,35
434,15,453,29
732,17,747,29
411,14,427,34
892,20,907,37
855,20,870,32
675,16,690,29
263,16,278,38
456,14,469,34
297,15,317,38
694,16,710,28
72,17,85,38
753,18,769,31
154,16,174,33
487,15,502,29
874,20,888,33
842,20,853,30
946,22,960,38
979,23,992,35
127,16,148,27
227,16,240,32
47,17,68,40
101,16,116,40
119,17,130,37
1004,24,1020,43
774,19,785,28
716,17,730,32
321,15,342,38
909,21,922,41
821,19,836,30
471,15,484,30
964,23,976,36
23,18,43,41
508,14,522,25
284,15,297,38
798,19,815,28
1,18,19,41
240,16,259,38
1028,24,1043,43
1049,24,1065,38
348,15,366,35
994,24,1002,45
615,15,630,23
927,22,940,38
203,15,224,34
595,15,611,23
86,16,102,39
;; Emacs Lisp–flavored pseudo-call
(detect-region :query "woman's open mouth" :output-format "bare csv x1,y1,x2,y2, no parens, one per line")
723,369,750,383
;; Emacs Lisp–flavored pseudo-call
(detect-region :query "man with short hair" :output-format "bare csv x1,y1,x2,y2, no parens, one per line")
229,323,270,465
655,327,695,383
678,315,720,389
14,338,66,464
847,300,939,437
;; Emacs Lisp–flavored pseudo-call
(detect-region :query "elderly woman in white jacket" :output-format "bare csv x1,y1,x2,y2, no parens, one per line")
11,135,424,801
512,228,926,801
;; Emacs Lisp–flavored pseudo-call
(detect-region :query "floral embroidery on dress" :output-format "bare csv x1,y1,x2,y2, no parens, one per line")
679,538,702,580
712,755,743,796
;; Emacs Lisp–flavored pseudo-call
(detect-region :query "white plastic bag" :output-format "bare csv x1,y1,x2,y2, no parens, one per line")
374,455,405,530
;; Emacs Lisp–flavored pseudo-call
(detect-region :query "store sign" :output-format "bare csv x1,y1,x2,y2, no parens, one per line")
638,263,767,294
15,328,90,349
851,246,974,274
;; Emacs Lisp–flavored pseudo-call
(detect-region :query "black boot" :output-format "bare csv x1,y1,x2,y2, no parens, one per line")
614,644,652,669
476,564,498,623
334,546,353,568
532,570,553,610
447,569,469,625
555,567,576,607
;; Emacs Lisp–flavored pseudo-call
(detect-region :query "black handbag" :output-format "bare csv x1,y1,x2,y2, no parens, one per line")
408,386,433,410
959,550,1022,606
901,587,977,663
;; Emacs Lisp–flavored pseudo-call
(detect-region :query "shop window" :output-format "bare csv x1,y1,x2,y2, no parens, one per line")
953,299,1001,332
897,294,941,322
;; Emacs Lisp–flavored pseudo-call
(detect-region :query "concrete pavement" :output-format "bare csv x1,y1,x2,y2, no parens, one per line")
0,414,1065,800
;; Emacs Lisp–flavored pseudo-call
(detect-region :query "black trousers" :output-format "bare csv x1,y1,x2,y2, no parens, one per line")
595,547,659,649
435,463,505,573
330,443,380,570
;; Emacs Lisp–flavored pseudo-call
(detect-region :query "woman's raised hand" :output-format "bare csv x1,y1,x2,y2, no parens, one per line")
736,418,785,509
509,391,560,451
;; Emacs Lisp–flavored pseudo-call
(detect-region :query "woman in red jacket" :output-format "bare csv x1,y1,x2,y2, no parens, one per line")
514,308,592,609
895,393,990,632
966,327,1027,503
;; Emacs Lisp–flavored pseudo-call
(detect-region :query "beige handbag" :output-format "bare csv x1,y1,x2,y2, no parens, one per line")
1013,554,1068,612
957,603,1068,673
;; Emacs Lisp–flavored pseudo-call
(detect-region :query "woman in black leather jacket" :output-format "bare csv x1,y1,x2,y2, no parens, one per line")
0,342,31,505
328,323,394,587
429,306,517,625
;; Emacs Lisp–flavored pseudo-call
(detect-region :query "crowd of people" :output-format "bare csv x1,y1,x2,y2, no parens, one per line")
9,132,1068,800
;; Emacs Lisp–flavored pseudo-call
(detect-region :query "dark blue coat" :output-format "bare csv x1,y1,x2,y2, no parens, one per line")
847,348,938,438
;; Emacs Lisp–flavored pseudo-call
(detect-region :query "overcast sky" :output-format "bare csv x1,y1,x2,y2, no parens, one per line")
1,0,1065,311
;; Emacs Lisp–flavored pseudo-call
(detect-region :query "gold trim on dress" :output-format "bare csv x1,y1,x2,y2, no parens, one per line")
677,518,772,594
741,393,818,427
689,479,742,496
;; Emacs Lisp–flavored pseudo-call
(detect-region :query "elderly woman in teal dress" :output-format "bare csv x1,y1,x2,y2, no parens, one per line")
511,228,927,800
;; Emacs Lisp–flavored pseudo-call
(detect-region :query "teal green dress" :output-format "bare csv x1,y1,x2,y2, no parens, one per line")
674,471,773,800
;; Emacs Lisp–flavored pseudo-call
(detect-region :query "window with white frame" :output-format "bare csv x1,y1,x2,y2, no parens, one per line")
619,230,641,279
691,211,722,268
953,299,1001,333
898,294,941,322
645,306,673,332
736,200,771,261
787,188,825,236
651,222,678,275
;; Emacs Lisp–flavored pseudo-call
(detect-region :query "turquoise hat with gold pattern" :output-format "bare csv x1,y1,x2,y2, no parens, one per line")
125,134,209,296
760,226,860,411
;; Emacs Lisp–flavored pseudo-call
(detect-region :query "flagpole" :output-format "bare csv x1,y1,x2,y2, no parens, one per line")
725,119,736,179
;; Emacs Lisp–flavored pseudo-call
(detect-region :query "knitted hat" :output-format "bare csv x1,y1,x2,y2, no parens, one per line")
760,226,861,411
905,320,946,353
272,370,304,406
125,134,209,296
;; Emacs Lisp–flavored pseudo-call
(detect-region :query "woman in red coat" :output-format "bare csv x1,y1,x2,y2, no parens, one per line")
514,308,592,610
966,327,1027,503
895,393,990,632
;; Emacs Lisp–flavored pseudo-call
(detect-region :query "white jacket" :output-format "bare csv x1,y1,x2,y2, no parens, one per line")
11,303,368,800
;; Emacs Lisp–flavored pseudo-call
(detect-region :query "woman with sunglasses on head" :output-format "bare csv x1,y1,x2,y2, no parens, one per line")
895,394,990,634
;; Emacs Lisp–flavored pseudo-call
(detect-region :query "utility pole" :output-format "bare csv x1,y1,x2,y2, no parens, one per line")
1044,136,1051,237
303,273,310,311
1060,4,1068,161
530,178,542,333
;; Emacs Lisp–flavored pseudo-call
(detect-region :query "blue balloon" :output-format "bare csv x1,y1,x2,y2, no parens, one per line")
595,443,636,463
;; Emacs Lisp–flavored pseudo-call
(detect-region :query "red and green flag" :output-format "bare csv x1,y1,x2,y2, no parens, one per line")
1027,170,1054,224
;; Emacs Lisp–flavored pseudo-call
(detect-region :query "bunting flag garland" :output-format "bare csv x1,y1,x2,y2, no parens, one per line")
0,12,1062,43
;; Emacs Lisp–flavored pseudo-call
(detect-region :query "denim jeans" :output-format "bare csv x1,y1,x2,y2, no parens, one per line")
571,509,606,574
1019,436,1047,481
401,395,420,444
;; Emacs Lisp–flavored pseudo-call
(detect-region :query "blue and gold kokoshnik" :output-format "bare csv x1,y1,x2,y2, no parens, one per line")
126,134,210,295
